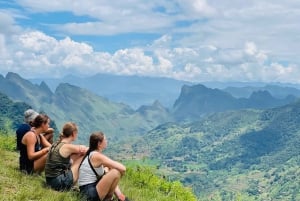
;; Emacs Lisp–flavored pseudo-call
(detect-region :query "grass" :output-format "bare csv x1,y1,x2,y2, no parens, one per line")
0,149,80,201
0,134,198,201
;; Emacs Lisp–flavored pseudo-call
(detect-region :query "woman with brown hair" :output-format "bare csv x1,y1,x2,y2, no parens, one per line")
19,114,52,174
78,131,130,201
45,122,88,191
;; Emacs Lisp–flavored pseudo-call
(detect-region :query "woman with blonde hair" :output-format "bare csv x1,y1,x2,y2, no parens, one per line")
78,131,130,201
45,122,88,191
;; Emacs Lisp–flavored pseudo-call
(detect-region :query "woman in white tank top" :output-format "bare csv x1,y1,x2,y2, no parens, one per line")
78,131,130,201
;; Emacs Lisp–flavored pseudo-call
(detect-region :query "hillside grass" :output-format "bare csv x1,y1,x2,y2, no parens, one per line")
0,133,198,201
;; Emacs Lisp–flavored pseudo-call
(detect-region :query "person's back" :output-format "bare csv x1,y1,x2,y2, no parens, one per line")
45,142,71,178
45,122,87,191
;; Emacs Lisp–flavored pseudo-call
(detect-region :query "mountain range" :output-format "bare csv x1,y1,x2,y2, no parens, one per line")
30,74,300,109
172,84,297,121
1,72,300,200
1,72,299,142
0,72,172,142
30,73,193,109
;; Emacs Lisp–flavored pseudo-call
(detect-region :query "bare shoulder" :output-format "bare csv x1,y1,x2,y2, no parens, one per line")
96,152,111,161
23,131,36,142
61,143,78,151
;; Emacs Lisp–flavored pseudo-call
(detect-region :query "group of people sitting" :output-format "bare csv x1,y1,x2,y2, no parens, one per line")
16,109,130,201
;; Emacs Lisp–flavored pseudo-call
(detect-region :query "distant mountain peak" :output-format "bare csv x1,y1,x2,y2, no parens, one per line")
40,81,53,96
250,90,273,99
6,72,20,79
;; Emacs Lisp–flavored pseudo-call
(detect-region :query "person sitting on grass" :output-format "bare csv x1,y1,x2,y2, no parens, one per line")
45,122,88,191
16,109,54,150
78,131,130,201
19,113,52,174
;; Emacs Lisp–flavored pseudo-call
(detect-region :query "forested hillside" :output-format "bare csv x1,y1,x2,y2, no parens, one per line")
125,100,300,200
0,92,59,137
2,72,300,200
0,92,29,131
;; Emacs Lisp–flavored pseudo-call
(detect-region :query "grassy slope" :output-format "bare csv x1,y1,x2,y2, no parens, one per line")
0,134,197,201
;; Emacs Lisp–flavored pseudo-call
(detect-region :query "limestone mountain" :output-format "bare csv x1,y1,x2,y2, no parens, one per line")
224,84,300,98
172,84,297,121
0,73,172,142
30,73,192,109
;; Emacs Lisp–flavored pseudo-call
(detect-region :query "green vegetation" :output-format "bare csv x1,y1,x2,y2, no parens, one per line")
121,102,300,200
2,74,300,200
0,133,197,201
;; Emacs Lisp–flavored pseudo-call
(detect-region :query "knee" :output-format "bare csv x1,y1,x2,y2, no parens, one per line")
109,169,122,179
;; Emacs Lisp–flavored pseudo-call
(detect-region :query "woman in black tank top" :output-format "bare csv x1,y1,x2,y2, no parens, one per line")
20,114,52,174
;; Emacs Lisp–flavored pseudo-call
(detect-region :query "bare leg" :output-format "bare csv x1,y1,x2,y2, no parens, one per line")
33,153,48,173
96,169,121,200
115,186,126,201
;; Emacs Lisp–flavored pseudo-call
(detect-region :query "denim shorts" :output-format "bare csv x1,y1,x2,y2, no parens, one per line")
46,170,74,191
79,182,100,201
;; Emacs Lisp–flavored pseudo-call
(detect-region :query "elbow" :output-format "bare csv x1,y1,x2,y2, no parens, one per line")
120,166,126,175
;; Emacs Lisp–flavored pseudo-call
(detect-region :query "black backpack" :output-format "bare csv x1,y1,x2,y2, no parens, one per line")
16,124,31,150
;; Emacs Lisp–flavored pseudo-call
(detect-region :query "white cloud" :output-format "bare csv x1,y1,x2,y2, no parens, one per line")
177,0,216,17
0,0,299,84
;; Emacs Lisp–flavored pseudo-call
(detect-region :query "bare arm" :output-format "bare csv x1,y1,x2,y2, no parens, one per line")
93,153,126,176
59,144,88,158
23,132,49,160
40,134,51,147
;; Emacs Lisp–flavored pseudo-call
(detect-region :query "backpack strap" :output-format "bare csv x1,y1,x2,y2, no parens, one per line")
87,153,104,181
79,151,105,181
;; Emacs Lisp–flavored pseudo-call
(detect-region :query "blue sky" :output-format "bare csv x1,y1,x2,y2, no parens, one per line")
0,0,299,83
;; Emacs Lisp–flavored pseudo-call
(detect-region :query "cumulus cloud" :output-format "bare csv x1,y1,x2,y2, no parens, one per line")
0,0,299,84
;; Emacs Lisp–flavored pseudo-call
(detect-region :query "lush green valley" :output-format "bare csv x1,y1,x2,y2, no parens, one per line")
126,101,300,200
2,72,300,200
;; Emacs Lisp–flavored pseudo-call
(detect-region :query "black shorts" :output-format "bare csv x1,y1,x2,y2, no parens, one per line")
79,182,100,201
46,170,74,191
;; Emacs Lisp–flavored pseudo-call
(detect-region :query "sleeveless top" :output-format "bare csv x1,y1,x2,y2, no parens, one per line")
45,142,71,178
78,151,105,186
19,130,42,174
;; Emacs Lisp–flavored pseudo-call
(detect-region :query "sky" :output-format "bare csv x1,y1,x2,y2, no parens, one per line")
0,0,299,83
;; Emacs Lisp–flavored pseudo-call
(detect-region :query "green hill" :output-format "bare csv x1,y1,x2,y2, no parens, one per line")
0,91,59,138
128,101,300,200
0,133,197,201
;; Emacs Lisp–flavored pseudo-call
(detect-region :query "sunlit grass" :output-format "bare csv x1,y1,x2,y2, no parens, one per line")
0,133,198,201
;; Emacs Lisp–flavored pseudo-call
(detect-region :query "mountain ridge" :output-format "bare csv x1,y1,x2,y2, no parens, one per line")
172,84,297,121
